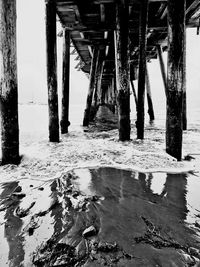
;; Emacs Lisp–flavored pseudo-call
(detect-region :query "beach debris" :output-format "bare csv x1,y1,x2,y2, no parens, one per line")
38,187,44,191
33,243,79,267
135,216,185,250
82,225,97,238
184,154,195,161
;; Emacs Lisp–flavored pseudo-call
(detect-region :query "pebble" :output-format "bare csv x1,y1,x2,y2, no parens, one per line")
82,226,96,238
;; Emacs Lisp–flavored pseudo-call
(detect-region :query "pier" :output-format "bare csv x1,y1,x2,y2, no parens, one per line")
1,0,200,163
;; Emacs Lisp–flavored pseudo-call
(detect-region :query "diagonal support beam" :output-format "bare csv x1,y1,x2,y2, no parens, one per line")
157,45,167,96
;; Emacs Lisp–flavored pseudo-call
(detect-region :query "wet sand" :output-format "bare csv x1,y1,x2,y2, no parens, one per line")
0,104,200,266
1,167,200,266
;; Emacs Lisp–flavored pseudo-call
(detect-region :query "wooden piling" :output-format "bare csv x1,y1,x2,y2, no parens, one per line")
99,61,105,105
166,0,186,161
45,0,59,142
83,46,99,126
137,0,149,139
157,45,167,96
146,64,155,121
60,28,70,134
114,2,130,141
183,91,187,131
183,37,187,131
0,0,20,165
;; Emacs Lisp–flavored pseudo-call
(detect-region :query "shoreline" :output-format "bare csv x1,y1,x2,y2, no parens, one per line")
0,117,200,266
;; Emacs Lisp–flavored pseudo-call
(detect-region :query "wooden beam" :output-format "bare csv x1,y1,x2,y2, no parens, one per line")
166,0,186,160
0,0,20,165
157,45,167,96
137,0,149,139
114,1,130,141
61,28,70,134
186,0,200,17
46,0,60,142
83,46,99,126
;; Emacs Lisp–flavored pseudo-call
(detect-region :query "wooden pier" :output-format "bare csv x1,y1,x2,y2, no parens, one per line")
1,0,200,163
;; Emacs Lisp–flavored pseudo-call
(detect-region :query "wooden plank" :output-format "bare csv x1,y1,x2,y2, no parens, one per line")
137,0,149,139
166,0,186,160
61,28,70,134
0,0,20,165
114,1,130,141
46,0,60,142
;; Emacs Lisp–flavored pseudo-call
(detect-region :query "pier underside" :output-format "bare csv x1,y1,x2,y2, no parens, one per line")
1,0,200,162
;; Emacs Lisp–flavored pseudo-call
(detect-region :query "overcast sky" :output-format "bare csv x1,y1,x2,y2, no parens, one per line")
16,0,200,111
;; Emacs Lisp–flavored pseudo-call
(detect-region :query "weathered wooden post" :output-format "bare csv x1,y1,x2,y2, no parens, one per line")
157,45,167,96
166,0,186,160
0,0,20,165
83,46,99,126
146,63,155,121
137,0,149,139
98,61,105,105
45,0,59,142
114,1,130,141
183,43,187,131
60,28,70,134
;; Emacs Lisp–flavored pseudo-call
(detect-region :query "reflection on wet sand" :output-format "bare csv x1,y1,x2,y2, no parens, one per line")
0,167,200,266
1,182,25,267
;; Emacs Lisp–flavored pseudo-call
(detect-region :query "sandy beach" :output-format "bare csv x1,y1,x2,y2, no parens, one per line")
0,104,200,266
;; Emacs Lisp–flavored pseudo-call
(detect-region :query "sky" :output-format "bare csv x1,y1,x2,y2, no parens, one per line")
16,0,200,113
17,0,88,105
